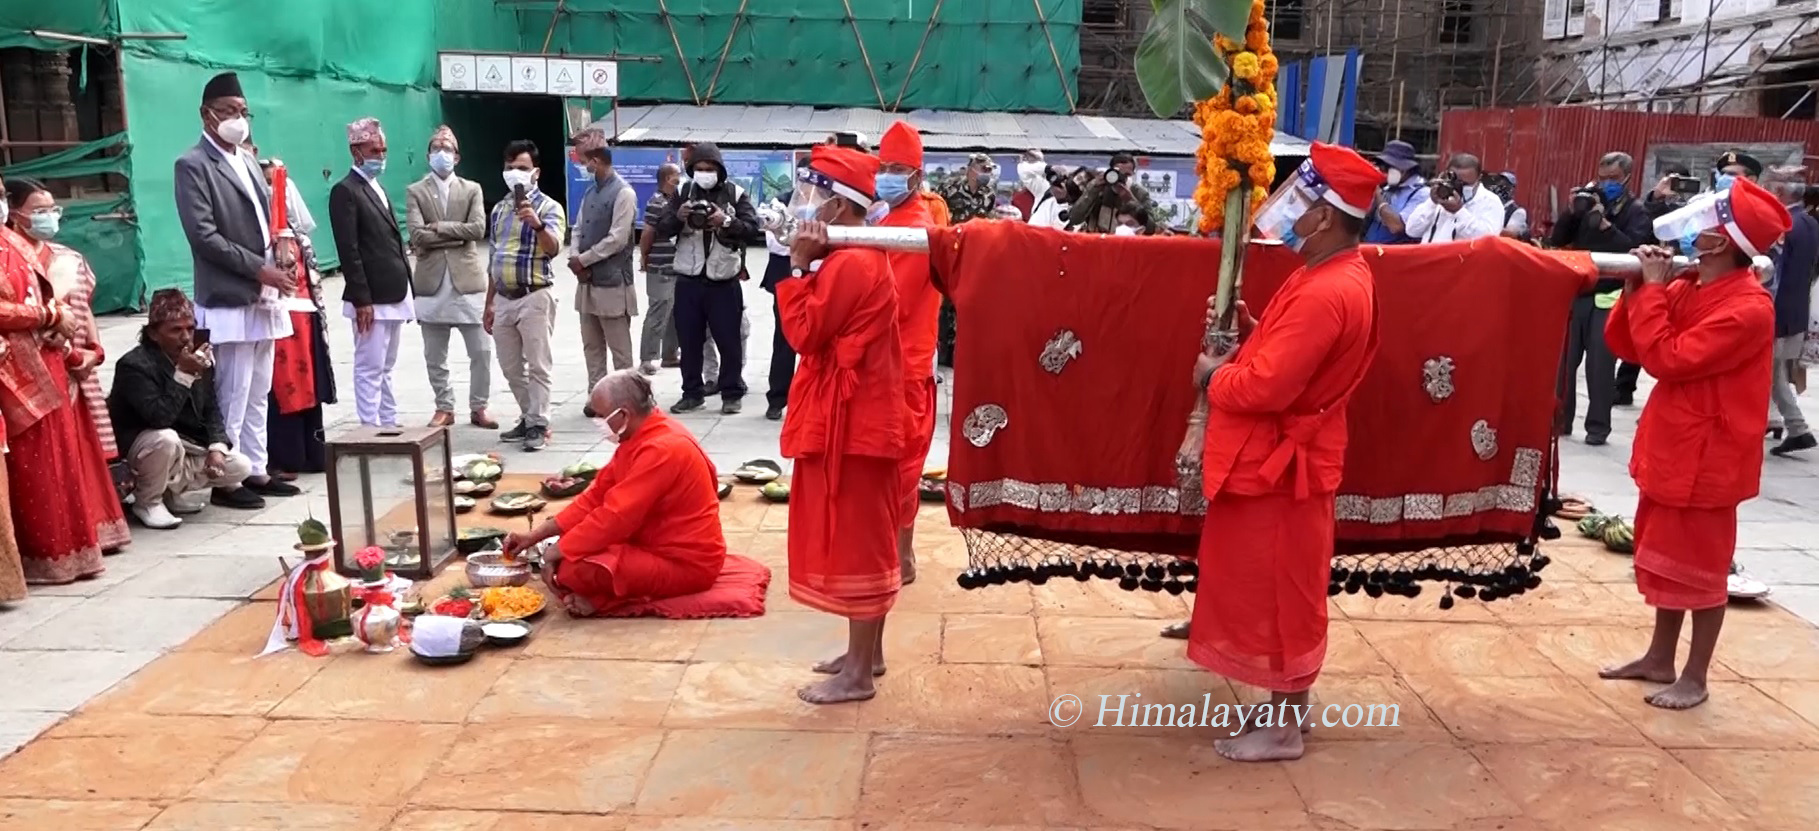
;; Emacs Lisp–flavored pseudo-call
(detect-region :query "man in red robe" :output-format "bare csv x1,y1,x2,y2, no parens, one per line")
778,144,909,704
875,121,941,585
1188,143,1384,762
1599,177,1783,709
504,370,726,615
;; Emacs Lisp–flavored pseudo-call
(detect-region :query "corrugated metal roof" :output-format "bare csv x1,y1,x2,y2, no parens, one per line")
595,104,1311,158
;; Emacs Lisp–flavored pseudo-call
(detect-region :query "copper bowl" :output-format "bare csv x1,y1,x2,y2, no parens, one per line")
465,552,532,588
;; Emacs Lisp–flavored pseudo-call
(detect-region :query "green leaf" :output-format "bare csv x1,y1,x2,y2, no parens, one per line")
1198,0,1256,48
1135,0,1230,118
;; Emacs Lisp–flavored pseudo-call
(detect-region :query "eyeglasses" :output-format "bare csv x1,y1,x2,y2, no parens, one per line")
209,106,254,120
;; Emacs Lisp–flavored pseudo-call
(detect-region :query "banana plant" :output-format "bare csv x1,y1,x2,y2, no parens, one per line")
1135,0,1256,118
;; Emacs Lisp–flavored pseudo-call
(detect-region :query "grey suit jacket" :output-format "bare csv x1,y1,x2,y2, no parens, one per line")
174,137,272,308
404,174,489,297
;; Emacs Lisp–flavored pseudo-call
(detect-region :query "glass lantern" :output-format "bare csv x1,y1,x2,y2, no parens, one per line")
325,426,457,581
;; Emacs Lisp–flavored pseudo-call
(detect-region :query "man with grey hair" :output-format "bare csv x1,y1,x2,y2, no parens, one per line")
1549,149,1653,445
1404,152,1504,243
502,369,729,616
1764,165,1817,457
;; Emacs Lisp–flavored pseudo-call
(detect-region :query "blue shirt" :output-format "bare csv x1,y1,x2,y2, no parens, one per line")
1363,178,1430,245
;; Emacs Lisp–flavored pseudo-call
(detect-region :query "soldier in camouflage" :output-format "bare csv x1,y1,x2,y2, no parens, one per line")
934,153,1001,365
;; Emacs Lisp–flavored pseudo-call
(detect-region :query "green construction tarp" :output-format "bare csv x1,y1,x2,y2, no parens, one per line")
0,2,116,50
0,133,144,313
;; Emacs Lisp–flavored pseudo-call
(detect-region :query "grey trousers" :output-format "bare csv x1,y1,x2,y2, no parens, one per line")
1556,295,1616,439
702,306,751,380
641,269,679,364
423,322,492,413
1770,333,1809,437
580,312,636,387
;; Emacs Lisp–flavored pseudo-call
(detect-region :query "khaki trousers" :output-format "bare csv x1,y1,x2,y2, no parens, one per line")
493,288,558,428
128,429,253,505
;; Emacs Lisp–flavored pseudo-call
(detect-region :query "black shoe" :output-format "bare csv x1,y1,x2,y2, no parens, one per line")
1584,434,1608,447
1614,392,1634,407
765,405,784,421
583,404,599,419
1772,432,1817,456
1769,427,1786,441
721,397,743,415
671,396,706,414
521,425,547,452
704,381,720,397
211,486,267,510
501,420,528,442
245,477,301,497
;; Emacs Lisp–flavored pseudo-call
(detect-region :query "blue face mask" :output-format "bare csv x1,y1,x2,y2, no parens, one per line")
876,172,912,206
1280,227,1305,252
1714,173,1736,192
1600,181,1625,203
27,213,59,240
429,150,455,176
1679,231,1701,256
359,157,386,178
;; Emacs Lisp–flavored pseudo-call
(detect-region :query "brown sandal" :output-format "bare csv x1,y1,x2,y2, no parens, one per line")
1554,496,1593,521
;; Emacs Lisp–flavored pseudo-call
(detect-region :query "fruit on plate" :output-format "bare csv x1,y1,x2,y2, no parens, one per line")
481,585,544,620
454,479,478,495
451,453,505,469
491,491,546,513
470,481,496,497
760,481,790,501
454,495,476,513
1599,516,1635,554
561,461,600,481
431,588,477,618
461,459,505,483
542,475,588,499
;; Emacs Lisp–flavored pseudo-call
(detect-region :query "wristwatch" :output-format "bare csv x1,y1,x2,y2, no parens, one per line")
790,260,824,279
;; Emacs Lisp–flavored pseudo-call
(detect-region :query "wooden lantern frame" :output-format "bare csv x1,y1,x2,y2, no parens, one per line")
325,426,457,581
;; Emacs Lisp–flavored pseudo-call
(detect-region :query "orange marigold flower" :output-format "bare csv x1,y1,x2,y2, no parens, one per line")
1235,95,1259,115
1260,53,1280,78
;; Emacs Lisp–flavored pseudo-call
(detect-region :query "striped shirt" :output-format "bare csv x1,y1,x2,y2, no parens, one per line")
487,188,568,293
641,191,677,273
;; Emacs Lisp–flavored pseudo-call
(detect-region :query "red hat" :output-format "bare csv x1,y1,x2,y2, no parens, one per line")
1717,176,1792,258
879,121,923,168
1308,142,1386,217
807,143,880,205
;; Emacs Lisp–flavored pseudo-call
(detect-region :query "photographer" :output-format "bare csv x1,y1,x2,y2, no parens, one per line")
1548,151,1652,444
655,142,760,415
1027,168,1073,230
1643,162,1701,220
1488,171,1530,242
1404,153,1504,243
1362,140,1428,244
1069,152,1151,234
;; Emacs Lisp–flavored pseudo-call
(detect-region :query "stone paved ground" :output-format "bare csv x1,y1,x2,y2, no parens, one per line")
0,251,1816,830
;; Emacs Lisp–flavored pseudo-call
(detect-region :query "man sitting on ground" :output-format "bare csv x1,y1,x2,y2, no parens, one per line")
107,289,257,529
504,370,727,615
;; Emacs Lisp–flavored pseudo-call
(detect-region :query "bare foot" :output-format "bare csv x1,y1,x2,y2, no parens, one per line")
1242,705,1311,735
813,652,886,677
798,673,876,704
1599,657,1677,684
560,593,596,617
1160,621,1191,640
900,556,917,586
1214,726,1305,762
1644,678,1709,710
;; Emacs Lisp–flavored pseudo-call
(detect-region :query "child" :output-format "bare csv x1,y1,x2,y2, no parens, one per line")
1599,176,1787,709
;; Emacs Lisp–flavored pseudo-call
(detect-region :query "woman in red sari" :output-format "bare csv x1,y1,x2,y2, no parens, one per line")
2,178,115,582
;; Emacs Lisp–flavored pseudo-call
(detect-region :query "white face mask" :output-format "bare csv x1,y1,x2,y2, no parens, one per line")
693,170,720,190
595,409,628,444
1113,224,1138,236
502,169,534,192
216,116,251,146
0,201,8,226
1384,168,1404,187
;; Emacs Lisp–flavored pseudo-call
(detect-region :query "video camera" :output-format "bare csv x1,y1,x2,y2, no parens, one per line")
682,199,716,230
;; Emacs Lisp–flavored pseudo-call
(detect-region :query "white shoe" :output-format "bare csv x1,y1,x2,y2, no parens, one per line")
1728,572,1770,600
133,502,182,530
166,492,207,516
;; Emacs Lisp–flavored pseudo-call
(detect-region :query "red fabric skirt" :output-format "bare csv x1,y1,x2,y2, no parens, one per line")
551,542,722,611
788,454,902,619
273,309,320,415
71,397,129,552
11,388,103,585
897,378,939,529
1633,495,1734,611
1187,491,1335,693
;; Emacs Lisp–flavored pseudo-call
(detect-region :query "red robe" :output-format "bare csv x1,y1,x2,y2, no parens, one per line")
1188,248,1378,693
549,411,728,610
883,195,941,527
1606,268,1774,610
778,246,909,619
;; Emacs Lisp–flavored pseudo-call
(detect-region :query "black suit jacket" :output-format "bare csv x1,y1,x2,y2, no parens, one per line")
107,343,232,455
329,171,411,307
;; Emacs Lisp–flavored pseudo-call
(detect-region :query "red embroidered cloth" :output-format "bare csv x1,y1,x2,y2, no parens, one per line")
928,222,1596,555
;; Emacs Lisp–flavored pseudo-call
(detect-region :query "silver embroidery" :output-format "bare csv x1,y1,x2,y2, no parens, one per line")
962,404,1009,448
1040,330,1084,374
1510,448,1543,488
1470,419,1498,461
1422,356,1456,403
946,481,966,513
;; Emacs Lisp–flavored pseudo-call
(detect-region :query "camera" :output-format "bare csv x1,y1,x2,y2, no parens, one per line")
1571,182,1600,214
683,199,714,230
1104,168,1124,187
1668,174,1702,196
1429,174,1458,201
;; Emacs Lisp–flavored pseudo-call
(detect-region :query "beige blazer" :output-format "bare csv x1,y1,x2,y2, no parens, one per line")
404,173,488,296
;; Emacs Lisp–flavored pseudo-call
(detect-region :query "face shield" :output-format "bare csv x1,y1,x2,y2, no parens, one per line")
1653,188,1755,257
1252,158,1331,242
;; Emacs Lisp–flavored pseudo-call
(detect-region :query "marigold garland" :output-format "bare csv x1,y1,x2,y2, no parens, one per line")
1192,1,1278,233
